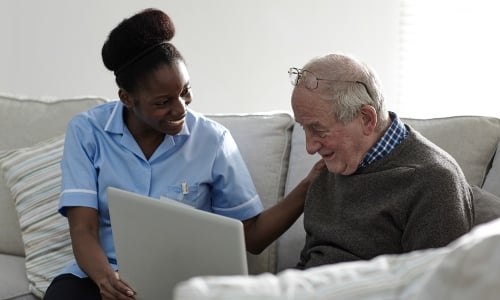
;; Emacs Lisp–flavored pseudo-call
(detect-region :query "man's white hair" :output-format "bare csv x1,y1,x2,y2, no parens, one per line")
302,53,388,131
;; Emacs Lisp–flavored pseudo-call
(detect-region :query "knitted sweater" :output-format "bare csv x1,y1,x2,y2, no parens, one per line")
297,125,474,269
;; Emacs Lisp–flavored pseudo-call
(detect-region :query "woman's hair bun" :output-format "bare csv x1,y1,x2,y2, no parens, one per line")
102,8,176,72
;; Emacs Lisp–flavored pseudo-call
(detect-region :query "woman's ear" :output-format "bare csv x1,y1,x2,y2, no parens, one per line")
118,88,133,108
360,104,377,135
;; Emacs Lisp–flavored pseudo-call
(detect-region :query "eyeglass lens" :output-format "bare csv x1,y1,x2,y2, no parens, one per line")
288,68,300,86
303,71,318,89
288,68,320,89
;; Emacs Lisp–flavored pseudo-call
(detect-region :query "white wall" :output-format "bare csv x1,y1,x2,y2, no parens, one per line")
0,0,400,114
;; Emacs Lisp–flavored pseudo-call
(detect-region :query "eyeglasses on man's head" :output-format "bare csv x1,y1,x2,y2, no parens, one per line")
288,67,368,92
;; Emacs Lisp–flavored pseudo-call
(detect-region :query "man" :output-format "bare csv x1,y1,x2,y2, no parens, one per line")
289,53,473,269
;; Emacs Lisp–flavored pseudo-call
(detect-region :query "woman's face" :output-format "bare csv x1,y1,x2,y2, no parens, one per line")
123,60,192,136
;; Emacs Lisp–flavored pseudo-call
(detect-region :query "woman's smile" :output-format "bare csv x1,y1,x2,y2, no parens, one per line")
162,114,186,134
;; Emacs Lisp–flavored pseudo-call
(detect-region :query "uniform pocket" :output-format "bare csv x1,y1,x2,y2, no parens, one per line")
164,183,201,205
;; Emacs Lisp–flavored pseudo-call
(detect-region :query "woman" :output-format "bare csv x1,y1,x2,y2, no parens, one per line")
43,8,323,300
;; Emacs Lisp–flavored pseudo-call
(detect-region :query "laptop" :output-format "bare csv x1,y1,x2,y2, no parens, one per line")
107,187,248,300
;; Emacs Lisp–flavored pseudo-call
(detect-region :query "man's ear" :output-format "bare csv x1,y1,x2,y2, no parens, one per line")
360,105,377,135
118,88,133,108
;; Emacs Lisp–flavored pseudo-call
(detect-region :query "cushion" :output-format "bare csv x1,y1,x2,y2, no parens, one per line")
483,142,500,198
414,218,500,299
174,248,445,300
207,113,295,274
402,116,500,187
472,186,500,226
0,94,107,151
0,135,71,298
173,218,500,300
278,124,321,271
0,94,107,257
0,254,35,300
0,157,24,256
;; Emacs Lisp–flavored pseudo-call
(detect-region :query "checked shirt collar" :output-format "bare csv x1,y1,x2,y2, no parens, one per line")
359,111,408,169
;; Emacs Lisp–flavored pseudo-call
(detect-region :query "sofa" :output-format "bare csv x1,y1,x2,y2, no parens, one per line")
1,94,500,299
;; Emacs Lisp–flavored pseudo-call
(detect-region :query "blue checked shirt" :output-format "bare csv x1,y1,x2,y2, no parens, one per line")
359,112,408,169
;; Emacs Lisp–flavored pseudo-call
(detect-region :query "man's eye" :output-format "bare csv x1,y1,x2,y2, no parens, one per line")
301,125,327,138
313,129,328,138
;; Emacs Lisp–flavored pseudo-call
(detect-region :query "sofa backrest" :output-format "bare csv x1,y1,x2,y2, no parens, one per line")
2,94,499,277
403,116,500,187
0,94,108,256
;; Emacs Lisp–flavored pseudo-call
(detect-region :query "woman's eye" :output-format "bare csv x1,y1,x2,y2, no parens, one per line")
180,86,192,97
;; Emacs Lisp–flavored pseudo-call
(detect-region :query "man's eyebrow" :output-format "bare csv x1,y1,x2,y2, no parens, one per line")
299,121,321,127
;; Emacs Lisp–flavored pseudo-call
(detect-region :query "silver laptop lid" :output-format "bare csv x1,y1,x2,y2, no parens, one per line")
107,187,248,300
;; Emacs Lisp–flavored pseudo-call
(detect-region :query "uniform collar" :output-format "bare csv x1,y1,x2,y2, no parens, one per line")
104,100,190,137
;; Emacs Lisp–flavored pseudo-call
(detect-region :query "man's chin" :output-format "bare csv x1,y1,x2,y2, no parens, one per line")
325,162,354,175
324,162,337,174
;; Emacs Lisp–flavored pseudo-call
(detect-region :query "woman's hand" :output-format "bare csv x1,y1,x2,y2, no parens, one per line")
98,272,136,300
242,159,325,254
301,159,325,186
67,207,136,299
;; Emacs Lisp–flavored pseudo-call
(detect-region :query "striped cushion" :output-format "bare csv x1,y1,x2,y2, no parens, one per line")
0,135,71,298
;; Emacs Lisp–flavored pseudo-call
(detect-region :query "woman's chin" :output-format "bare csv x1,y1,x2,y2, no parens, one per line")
164,128,182,136
162,121,185,135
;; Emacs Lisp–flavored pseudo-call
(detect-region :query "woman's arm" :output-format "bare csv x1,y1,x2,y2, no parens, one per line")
243,159,325,254
67,207,135,300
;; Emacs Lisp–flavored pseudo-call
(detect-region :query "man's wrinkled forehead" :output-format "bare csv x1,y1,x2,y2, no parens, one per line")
303,60,341,82
298,67,339,99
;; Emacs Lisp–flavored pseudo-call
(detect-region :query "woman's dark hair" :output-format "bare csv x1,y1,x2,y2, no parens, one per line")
101,8,184,92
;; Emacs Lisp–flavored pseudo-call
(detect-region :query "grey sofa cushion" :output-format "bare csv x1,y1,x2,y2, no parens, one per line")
472,186,500,226
278,124,321,271
0,94,108,151
483,141,500,198
0,94,107,256
403,116,500,187
0,254,37,300
0,175,22,256
208,113,295,274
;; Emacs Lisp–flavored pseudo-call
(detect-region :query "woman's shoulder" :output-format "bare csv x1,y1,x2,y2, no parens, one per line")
187,109,229,135
69,100,120,131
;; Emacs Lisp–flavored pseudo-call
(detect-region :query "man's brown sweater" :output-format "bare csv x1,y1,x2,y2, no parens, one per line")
298,126,474,269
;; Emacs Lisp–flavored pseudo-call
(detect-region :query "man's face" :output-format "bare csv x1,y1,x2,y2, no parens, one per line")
291,87,368,175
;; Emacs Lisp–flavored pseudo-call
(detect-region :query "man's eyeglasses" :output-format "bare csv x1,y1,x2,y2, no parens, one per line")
288,67,368,93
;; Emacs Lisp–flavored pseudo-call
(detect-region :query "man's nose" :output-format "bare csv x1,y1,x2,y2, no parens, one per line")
305,133,321,155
